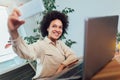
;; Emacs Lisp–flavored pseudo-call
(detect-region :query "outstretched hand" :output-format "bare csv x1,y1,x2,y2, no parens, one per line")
8,8,25,39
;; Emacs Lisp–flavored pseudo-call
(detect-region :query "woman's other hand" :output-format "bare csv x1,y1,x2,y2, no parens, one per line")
55,64,66,75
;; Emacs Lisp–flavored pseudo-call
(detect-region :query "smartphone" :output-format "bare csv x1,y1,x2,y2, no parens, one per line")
18,0,45,19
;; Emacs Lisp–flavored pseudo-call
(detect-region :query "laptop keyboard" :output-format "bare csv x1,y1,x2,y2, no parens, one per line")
57,62,84,79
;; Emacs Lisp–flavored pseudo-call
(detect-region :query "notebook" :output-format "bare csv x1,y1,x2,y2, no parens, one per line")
50,15,119,80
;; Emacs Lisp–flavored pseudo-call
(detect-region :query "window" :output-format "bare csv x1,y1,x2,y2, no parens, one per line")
0,6,17,62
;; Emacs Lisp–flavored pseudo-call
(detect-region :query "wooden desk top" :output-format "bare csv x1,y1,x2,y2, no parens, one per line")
92,54,120,80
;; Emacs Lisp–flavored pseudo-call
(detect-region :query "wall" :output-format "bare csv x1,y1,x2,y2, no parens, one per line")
55,0,120,57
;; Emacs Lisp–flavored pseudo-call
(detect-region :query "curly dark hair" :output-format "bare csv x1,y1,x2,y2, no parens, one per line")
40,10,69,39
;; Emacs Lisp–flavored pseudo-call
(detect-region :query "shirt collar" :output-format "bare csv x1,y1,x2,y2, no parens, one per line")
44,36,59,44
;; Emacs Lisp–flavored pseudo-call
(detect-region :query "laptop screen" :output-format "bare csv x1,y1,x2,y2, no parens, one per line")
83,15,118,80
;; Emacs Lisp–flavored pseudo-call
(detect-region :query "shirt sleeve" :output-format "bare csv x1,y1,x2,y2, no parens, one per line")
11,36,42,60
59,41,78,66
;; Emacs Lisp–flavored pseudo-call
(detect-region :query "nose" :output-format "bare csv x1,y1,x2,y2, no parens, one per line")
55,27,61,32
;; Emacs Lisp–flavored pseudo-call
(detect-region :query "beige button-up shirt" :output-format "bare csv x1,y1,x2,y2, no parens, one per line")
12,36,78,79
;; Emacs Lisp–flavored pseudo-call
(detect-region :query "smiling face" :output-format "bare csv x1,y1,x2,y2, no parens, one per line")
47,19,63,42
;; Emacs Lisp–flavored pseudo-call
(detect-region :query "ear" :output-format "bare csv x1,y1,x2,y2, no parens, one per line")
47,27,49,32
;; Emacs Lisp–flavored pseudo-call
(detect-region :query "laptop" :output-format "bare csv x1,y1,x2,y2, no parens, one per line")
50,15,119,80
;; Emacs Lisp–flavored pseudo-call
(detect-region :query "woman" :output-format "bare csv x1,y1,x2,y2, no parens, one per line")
8,8,79,79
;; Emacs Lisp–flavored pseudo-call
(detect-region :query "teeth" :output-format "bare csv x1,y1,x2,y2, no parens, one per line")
53,31,61,37
54,32,59,36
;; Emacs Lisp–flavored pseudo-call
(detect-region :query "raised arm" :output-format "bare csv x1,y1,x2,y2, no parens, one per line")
7,8,38,60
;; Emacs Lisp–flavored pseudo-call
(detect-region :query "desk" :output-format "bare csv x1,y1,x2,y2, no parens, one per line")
92,58,120,80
